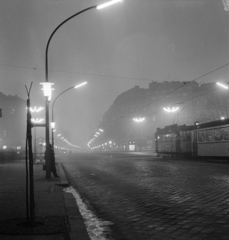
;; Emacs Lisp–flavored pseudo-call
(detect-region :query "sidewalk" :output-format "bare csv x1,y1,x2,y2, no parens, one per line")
0,159,90,240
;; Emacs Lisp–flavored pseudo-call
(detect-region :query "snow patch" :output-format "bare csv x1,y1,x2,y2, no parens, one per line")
64,186,113,240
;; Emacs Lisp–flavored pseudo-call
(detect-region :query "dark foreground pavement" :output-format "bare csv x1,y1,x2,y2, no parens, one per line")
0,159,90,240
63,153,229,240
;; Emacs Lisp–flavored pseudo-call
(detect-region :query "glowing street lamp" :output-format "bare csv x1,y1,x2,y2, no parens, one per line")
45,0,123,85
31,118,44,123
163,107,179,113
216,82,229,90
50,122,56,129
133,117,145,123
96,0,123,9
44,0,122,177
74,82,87,89
30,106,44,113
40,82,54,101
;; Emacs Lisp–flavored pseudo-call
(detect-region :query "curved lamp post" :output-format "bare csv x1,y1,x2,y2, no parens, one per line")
51,81,87,147
43,0,122,178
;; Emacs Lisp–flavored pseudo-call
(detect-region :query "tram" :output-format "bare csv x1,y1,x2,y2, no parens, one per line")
192,119,229,157
155,124,194,157
155,119,229,158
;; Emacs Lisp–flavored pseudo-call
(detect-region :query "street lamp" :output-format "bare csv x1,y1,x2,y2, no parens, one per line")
51,82,87,147
163,106,179,113
216,82,229,90
40,82,54,178
30,106,44,113
133,117,145,122
44,0,122,178
45,0,123,85
133,117,145,151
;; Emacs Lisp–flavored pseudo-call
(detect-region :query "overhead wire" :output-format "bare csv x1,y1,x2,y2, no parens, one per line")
1,62,228,83
105,63,229,122
90,63,229,146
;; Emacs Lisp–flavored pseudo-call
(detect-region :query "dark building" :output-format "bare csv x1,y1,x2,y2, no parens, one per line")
0,93,26,150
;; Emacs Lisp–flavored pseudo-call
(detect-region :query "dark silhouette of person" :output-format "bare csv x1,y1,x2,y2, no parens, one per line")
47,144,59,178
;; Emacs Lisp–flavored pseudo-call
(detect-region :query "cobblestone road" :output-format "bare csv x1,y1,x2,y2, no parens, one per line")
63,153,229,240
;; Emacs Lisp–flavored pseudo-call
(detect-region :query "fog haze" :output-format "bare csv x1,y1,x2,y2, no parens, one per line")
0,0,228,147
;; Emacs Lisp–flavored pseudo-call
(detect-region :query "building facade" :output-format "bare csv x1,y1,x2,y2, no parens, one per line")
91,81,229,151
0,93,26,150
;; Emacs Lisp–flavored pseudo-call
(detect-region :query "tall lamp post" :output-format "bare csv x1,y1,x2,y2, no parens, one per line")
51,82,87,147
133,117,145,151
40,82,54,178
43,0,122,178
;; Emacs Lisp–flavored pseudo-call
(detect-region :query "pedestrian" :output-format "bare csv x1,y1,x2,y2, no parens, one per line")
50,144,59,178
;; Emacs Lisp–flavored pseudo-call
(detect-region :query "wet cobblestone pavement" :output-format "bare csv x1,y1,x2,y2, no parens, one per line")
63,153,229,240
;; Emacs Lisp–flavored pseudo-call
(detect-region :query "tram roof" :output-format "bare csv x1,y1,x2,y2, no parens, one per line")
156,124,194,134
197,119,229,130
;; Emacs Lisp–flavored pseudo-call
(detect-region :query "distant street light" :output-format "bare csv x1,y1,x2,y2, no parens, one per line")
31,118,44,123
51,82,87,147
133,117,145,123
163,106,179,113
30,106,44,113
133,117,145,151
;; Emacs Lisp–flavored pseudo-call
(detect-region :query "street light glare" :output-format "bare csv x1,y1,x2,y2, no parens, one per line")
31,118,44,123
133,117,145,123
74,82,88,89
216,82,229,90
163,107,179,113
96,0,123,10
40,82,54,101
30,106,44,113
50,122,56,129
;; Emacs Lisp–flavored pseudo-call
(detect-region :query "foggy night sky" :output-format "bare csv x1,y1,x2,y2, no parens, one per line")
0,0,228,148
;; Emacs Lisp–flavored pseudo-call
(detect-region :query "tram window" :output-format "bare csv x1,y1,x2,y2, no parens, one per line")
205,129,214,142
214,129,223,141
223,127,229,140
198,131,206,142
165,134,172,141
